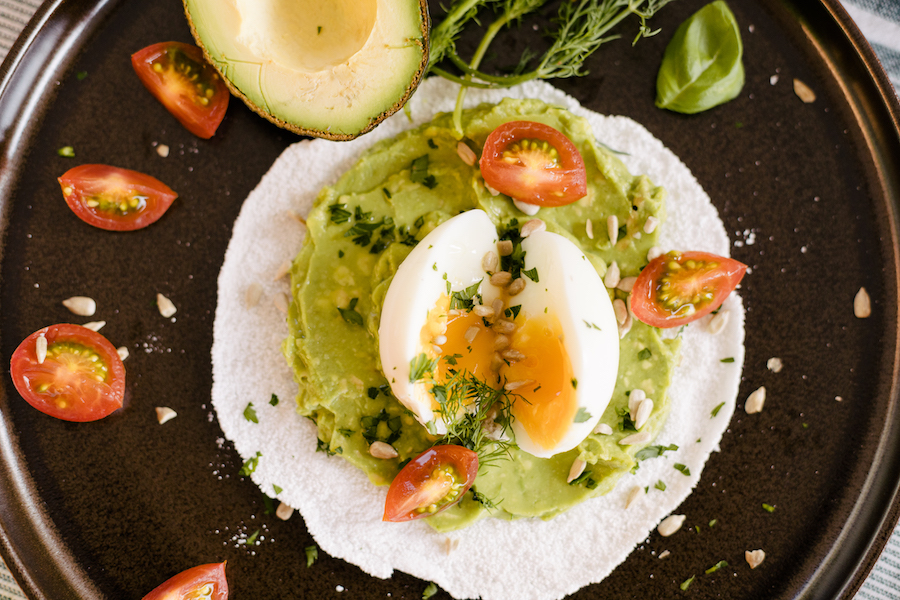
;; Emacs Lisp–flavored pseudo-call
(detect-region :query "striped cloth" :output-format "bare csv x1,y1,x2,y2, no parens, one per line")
1,1,899,599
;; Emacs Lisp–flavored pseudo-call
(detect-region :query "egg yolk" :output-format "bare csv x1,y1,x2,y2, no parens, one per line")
420,295,577,451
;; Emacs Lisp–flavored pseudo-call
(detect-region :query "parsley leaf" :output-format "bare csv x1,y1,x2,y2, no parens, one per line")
273,484,283,494
423,582,438,599
269,393,279,406
338,298,364,326
638,348,652,361
711,401,725,417
449,280,483,311
674,463,691,476
328,202,352,224
634,443,678,461
762,503,775,513
720,357,735,363
410,155,437,188
305,545,318,567
654,480,667,491
574,406,591,422
243,402,258,424
705,560,728,574
239,451,261,476
680,575,696,590
522,267,539,282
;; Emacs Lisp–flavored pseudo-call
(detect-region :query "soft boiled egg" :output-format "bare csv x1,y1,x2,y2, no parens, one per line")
378,209,619,458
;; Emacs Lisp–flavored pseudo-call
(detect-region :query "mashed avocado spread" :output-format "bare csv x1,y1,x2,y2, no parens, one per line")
284,98,680,531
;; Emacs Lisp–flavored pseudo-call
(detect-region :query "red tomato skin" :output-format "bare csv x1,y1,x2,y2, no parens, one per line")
383,445,479,522
142,562,228,600
58,164,177,231
10,324,125,422
479,121,587,207
131,41,229,139
631,251,747,328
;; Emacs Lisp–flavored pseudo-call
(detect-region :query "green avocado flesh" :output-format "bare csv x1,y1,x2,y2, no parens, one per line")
183,0,428,140
283,98,680,531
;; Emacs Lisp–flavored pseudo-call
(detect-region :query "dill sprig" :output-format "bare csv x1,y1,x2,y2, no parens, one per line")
430,368,515,469
428,0,675,133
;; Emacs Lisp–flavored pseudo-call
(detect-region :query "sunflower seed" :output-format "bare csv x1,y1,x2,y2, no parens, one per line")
497,240,514,256
156,293,176,318
493,334,510,351
745,549,765,569
155,406,177,424
369,441,398,459
520,219,546,238
566,458,587,483
647,246,664,261
504,379,534,391
625,485,642,509
273,292,289,314
585,219,594,239
793,78,816,103
83,321,106,332
617,276,637,293
473,305,494,318
62,296,96,316
464,326,480,343
493,319,516,334
707,310,729,335
507,278,525,296
482,251,499,273
444,537,461,555
613,299,628,325
658,514,686,537
35,334,47,364
745,386,766,414
433,335,447,346
513,199,540,215
273,259,292,280
854,287,871,318
767,357,783,373
643,216,659,234
604,261,621,289
276,502,294,521
457,141,477,166
592,422,614,435
245,283,263,308
607,215,619,244
501,348,525,362
659,550,671,559
635,398,654,430
117,346,129,361
156,144,170,158
628,389,647,419
485,183,500,196
490,271,512,287
619,431,651,446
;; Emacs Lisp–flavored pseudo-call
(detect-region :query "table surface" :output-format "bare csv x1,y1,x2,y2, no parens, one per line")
2,1,900,599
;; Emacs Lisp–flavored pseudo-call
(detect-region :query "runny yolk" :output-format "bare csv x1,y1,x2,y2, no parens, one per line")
501,314,576,451
420,294,576,451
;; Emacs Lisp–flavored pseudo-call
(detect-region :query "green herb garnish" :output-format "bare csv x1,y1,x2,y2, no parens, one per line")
635,443,678,461
269,393,279,406
762,503,775,513
305,545,318,567
243,402,258,424
273,484,283,494
655,480,667,491
574,406,591,422
674,463,691,476
410,155,437,189
705,560,728,574
720,357,735,363
423,582,439,599
680,575,695,591
638,348,652,361
57,146,75,157
239,451,261,476
410,353,438,382
338,298,364,326
711,401,725,417
449,280,483,311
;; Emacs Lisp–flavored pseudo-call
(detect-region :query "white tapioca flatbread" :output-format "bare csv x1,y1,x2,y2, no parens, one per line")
211,77,744,600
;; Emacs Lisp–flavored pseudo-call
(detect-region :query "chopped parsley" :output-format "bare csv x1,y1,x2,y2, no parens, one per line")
617,406,637,432
422,582,439,599
449,280,483,311
359,409,403,445
243,402,258,424
472,490,497,509
680,575,695,591
269,393,279,406
338,249,344,258
674,463,691,476
711,402,725,417
762,503,775,513
410,155,437,189
444,353,463,366
634,443,678,461
569,470,597,488
338,297,364,326
382,187,392,199
708,519,717,527
242,529,260,545
427,138,438,149
637,348,652,361
583,320,602,330
305,545,318,567
328,202,352,224
720,357,735,363
273,484,283,494
574,406,591,422
410,353,437,382
654,480,667,491
76,70,88,80
522,266,539,282
239,451,261,476
705,560,728,574
571,378,579,390
57,146,75,158
505,305,522,319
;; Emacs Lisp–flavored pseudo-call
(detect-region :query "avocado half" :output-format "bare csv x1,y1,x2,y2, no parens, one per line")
182,0,429,141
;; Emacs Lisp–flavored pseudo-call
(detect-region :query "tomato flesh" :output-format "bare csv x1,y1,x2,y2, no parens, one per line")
58,164,177,231
479,120,587,207
10,324,125,422
132,41,229,139
383,445,479,522
630,251,747,328
142,562,228,600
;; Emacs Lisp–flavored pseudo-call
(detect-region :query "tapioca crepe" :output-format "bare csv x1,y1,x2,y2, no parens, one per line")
212,78,745,600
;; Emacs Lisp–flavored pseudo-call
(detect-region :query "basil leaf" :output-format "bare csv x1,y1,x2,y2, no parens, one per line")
655,1,744,114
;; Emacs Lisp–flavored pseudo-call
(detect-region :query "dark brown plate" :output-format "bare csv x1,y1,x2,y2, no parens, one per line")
1,0,899,598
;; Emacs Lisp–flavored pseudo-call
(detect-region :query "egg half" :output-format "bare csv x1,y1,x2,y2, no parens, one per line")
378,210,619,458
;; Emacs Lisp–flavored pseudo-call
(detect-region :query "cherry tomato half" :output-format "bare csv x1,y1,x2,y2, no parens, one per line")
58,164,177,231
479,121,587,207
132,41,229,139
142,562,228,600
10,324,125,422
630,251,747,328
383,445,479,522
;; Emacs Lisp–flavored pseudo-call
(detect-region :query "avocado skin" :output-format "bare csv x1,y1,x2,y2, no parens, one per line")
182,0,430,141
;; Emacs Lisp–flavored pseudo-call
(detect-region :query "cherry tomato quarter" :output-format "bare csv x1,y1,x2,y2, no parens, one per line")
132,41,229,139
10,324,125,422
58,164,177,231
142,562,228,600
383,445,479,522
479,121,587,207
630,251,747,328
